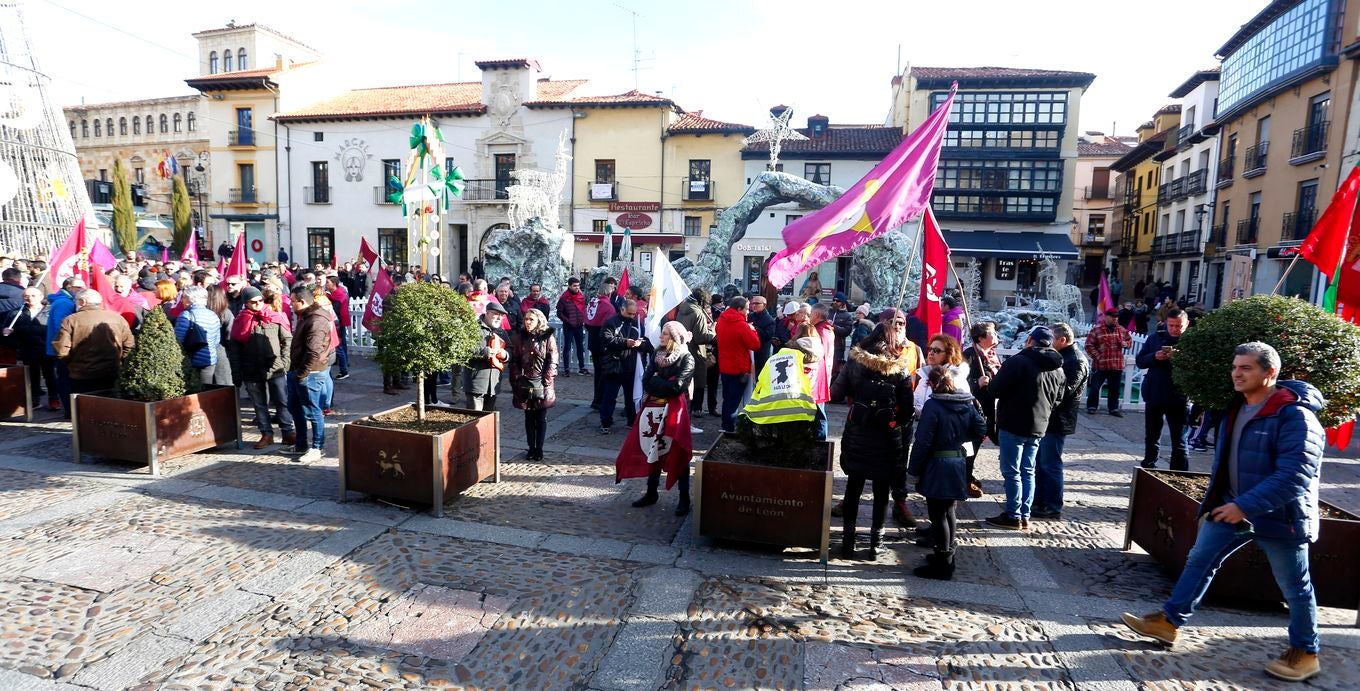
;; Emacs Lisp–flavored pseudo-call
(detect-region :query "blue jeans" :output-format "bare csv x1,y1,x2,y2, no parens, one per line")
287,371,330,451
719,373,747,433
1086,368,1122,412
813,403,828,441
1164,518,1318,653
1034,432,1066,513
599,372,636,429
998,429,1041,519
561,325,586,370
335,323,350,375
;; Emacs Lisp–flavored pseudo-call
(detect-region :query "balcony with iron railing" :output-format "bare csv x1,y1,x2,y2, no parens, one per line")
1290,122,1328,164
1123,185,1141,211
1084,184,1111,200
1242,142,1268,178
587,181,617,202
1216,155,1234,187
373,186,399,204
1183,169,1208,197
1176,123,1195,147
1157,182,1173,206
1209,223,1227,247
1281,208,1316,243
1235,217,1259,245
462,179,509,202
304,186,331,204
228,187,257,204
228,130,255,147
684,177,713,201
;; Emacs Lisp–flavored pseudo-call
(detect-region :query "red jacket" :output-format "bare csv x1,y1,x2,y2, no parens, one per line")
327,284,350,327
556,289,586,327
715,308,760,375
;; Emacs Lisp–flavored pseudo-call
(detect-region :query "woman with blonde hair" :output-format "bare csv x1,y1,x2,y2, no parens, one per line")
509,307,558,461
624,320,697,515
913,334,970,416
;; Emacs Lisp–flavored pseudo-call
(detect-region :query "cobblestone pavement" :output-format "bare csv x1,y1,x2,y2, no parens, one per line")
0,354,1356,690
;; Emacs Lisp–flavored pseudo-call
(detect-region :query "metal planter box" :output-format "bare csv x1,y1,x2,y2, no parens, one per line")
0,364,31,421
71,385,242,474
1124,467,1360,612
694,434,836,562
339,404,500,517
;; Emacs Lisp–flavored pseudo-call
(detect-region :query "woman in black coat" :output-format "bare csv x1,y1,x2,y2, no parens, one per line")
630,321,697,515
907,367,986,580
508,308,558,461
961,321,1001,497
829,323,915,560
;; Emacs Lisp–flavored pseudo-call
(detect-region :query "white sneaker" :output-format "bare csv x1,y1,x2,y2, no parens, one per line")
296,449,324,463
690,425,704,434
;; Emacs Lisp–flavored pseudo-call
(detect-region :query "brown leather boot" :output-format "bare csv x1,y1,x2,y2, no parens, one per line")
1264,647,1320,682
1120,611,1179,646
282,432,297,446
252,434,274,450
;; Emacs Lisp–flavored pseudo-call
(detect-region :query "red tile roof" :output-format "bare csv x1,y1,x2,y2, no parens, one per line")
911,66,1096,89
526,89,678,109
667,111,754,135
275,79,587,121
1078,139,1134,157
742,126,902,158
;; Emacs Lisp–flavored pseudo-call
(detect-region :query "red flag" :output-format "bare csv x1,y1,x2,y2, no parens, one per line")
615,394,693,490
358,236,379,268
618,267,630,297
223,231,247,280
331,253,337,270
49,218,90,286
181,229,199,265
88,264,139,328
914,209,948,337
1098,273,1117,314
362,264,395,331
282,266,295,285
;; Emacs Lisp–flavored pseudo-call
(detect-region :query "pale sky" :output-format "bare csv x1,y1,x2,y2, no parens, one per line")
31,0,1254,137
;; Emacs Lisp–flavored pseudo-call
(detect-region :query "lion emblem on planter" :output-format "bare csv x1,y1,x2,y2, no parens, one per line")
377,450,405,479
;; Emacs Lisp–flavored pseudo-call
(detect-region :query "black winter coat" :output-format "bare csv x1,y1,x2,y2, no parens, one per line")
642,351,695,400
963,345,1000,442
989,346,1065,438
749,309,776,361
600,314,651,377
907,391,986,500
1134,329,1186,407
830,346,914,481
2,305,48,362
1048,344,1090,435
509,327,557,410
0,281,23,315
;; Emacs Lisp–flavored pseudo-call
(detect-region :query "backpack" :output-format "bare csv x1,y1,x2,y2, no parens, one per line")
850,371,900,427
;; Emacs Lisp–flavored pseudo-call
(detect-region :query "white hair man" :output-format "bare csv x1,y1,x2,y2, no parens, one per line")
52,289,134,395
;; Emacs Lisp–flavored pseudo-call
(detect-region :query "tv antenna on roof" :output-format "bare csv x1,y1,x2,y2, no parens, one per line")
614,3,652,89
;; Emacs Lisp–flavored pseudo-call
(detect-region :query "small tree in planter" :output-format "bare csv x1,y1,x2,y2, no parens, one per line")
373,282,480,419
1173,295,1360,427
344,281,497,515
74,308,240,472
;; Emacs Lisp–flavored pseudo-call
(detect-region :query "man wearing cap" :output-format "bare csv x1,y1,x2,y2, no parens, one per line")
231,286,295,449
985,325,1066,530
828,292,856,403
463,301,510,411
1085,308,1132,417
1033,322,1090,520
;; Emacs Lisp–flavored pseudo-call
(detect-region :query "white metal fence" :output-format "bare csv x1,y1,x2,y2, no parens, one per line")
998,328,1149,411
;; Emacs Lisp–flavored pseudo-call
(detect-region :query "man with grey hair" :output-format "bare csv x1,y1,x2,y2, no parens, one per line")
53,289,134,395
1033,323,1089,520
1122,341,1325,682
175,285,224,384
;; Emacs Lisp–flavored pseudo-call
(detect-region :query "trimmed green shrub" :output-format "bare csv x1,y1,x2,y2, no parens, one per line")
374,281,481,419
1172,295,1360,427
117,308,187,402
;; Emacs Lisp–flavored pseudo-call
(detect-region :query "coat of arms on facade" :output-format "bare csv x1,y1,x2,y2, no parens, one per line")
336,138,373,182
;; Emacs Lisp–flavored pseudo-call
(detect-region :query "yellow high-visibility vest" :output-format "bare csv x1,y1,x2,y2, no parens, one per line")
742,348,817,424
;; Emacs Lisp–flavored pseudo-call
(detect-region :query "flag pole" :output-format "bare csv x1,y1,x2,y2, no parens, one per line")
893,217,924,312
1271,252,1303,295
948,260,971,329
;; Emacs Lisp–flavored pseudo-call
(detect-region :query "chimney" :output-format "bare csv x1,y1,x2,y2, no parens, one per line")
769,104,790,119
807,114,829,138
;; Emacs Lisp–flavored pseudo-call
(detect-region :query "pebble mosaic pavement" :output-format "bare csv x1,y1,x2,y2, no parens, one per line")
0,355,1355,690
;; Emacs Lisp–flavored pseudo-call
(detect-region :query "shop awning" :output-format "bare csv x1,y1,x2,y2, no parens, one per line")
941,230,1078,259
573,233,682,245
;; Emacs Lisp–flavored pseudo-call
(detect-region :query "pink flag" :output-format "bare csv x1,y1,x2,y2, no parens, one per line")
161,245,169,263
49,218,90,286
914,210,948,337
1098,273,1116,314
223,231,247,280
181,229,199,265
90,238,118,272
766,85,956,288
358,236,379,268
362,265,395,331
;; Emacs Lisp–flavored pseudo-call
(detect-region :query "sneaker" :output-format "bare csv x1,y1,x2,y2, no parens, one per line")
1264,646,1320,682
280,445,307,456
1119,611,1178,646
830,501,844,518
335,372,351,381
1085,407,1097,415
579,368,590,375
561,370,571,378
690,425,704,434
48,400,61,411
984,514,1023,530
322,408,333,416
1110,410,1125,418
296,448,324,463
1031,509,1062,520
599,426,611,435
1140,460,1157,469
1190,443,1209,453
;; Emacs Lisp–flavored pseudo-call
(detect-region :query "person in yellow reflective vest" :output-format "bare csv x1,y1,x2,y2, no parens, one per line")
742,346,818,425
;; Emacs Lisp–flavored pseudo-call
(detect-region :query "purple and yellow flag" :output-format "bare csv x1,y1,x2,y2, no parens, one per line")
766,84,956,288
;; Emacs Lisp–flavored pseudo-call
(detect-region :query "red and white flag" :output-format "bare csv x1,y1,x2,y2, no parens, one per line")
49,218,90,287
615,394,693,490
358,236,380,269
914,209,949,337
362,265,395,331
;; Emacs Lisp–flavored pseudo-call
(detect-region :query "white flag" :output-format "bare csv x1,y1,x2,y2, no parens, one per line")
644,251,692,348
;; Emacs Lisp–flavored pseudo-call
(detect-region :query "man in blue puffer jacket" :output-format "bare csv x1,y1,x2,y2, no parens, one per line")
1121,341,1325,683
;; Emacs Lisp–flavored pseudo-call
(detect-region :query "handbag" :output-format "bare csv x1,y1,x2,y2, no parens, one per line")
524,377,546,401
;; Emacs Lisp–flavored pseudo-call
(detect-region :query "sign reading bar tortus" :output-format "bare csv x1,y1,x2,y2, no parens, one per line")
609,201,660,213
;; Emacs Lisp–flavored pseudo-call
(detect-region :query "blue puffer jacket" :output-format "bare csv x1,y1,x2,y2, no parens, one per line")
1202,380,1325,543
1134,329,1186,406
175,306,221,368
45,289,77,357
